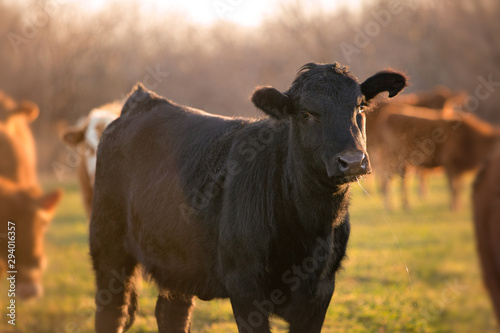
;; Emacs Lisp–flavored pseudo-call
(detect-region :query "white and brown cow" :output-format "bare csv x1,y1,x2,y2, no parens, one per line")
61,102,121,217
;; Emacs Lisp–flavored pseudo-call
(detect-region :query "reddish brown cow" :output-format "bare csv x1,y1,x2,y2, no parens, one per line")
367,87,466,157
0,177,61,299
0,91,39,187
393,87,467,197
372,108,500,210
367,87,467,209
0,91,62,299
367,104,444,208
473,147,500,327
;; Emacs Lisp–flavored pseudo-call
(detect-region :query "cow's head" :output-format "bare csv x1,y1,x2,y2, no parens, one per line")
252,63,406,184
61,110,117,186
0,181,62,299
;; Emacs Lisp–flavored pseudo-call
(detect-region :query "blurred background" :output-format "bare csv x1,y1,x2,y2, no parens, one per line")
1,0,499,332
1,0,499,173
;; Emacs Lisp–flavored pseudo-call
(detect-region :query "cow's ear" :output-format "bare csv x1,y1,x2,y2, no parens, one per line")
61,126,85,146
37,189,63,221
251,87,293,119
361,71,407,101
13,101,39,122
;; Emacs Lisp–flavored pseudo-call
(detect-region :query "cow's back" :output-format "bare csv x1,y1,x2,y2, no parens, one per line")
377,111,450,170
445,115,500,174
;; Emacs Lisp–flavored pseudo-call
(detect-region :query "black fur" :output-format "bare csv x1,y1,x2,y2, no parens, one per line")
360,70,407,100
89,62,406,332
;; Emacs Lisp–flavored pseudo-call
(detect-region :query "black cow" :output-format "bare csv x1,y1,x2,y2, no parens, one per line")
89,63,406,332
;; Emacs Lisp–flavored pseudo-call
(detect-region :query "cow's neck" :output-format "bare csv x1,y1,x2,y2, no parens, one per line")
281,139,351,233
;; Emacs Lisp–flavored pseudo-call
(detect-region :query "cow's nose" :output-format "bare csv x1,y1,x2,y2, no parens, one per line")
17,282,43,299
337,151,370,176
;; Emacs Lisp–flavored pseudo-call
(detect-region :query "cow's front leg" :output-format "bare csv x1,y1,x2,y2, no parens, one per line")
230,297,271,333
288,292,333,333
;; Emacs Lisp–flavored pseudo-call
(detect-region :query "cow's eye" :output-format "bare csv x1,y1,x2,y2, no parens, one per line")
357,105,365,114
301,111,311,120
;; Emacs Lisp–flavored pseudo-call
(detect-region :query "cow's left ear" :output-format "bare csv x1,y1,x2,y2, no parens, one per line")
361,71,407,101
251,86,293,119
13,101,39,122
61,126,86,147
37,189,63,221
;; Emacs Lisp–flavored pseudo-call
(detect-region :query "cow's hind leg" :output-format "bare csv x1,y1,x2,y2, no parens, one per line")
400,169,409,210
380,175,392,211
417,170,429,199
446,169,462,210
92,252,140,333
156,292,194,333
123,272,140,331
90,204,140,333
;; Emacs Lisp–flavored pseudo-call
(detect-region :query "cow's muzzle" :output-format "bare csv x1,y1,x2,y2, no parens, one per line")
17,282,43,299
324,150,371,178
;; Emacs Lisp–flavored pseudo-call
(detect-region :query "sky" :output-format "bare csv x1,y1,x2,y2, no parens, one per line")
83,0,356,27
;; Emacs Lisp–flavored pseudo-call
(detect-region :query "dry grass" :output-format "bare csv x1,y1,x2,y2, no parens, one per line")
0,174,497,332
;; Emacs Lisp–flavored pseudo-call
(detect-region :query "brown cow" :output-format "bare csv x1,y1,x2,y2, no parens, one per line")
0,91,39,187
367,87,466,156
372,108,500,210
0,177,61,299
392,87,467,198
367,103,443,209
0,91,62,299
61,103,121,217
367,87,467,209
473,147,500,327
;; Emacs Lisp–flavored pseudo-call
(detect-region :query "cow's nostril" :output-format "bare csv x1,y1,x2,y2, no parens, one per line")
361,155,368,170
17,282,43,299
337,152,367,175
338,157,350,171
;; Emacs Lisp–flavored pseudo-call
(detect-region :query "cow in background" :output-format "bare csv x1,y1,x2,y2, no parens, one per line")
0,90,39,187
366,86,467,209
393,86,467,197
473,147,500,327
0,177,61,299
394,85,467,111
372,109,500,210
0,91,62,299
61,103,121,217
368,86,467,138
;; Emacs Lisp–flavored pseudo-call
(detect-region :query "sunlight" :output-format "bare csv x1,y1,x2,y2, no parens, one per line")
81,0,354,27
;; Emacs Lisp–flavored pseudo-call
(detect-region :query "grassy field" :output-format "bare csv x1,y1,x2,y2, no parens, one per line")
1,174,497,332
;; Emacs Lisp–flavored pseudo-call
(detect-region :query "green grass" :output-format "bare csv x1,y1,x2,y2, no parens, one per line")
1,175,497,332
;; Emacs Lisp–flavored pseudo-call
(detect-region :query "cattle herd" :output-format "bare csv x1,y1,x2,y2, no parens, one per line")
0,62,499,332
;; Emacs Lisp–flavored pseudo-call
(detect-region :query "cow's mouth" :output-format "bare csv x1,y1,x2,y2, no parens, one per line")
335,175,362,185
